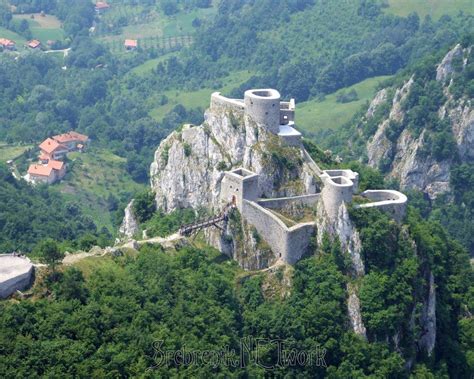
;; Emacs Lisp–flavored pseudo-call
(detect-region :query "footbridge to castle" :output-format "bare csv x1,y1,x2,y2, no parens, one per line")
179,203,236,236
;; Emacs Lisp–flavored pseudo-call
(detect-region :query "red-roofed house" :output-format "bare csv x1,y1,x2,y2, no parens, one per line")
27,160,66,184
52,131,89,151
95,1,110,13
39,138,69,161
27,39,41,49
0,38,15,50
124,39,138,51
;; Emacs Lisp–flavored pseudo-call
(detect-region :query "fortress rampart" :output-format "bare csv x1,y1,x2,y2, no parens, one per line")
210,89,300,145
257,194,320,209
320,170,358,220
358,190,407,222
242,200,315,264
210,92,245,113
212,89,407,266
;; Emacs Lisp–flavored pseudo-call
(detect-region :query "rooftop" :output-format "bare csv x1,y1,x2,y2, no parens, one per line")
39,138,67,154
28,164,53,177
0,38,15,47
52,131,88,144
124,39,138,48
27,40,41,48
95,1,110,9
278,124,301,137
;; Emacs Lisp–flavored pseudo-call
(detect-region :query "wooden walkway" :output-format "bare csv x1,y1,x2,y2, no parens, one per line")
179,203,235,236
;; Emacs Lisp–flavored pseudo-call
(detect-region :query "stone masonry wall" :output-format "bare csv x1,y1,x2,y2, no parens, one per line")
242,200,315,264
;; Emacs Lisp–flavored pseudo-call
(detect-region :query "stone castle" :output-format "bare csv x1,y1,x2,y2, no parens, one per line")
217,89,407,264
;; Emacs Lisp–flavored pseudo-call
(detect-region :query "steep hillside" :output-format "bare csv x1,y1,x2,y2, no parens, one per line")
334,42,473,254
365,44,473,199
123,88,474,376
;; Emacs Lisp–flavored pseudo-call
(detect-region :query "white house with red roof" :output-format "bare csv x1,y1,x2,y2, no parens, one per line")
27,160,66,184
52,131,89,151
39,138,69,161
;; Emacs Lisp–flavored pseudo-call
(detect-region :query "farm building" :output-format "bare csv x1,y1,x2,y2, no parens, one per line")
27,39,41,49
95,2,110,14
124,39,138,51
0,38,15,50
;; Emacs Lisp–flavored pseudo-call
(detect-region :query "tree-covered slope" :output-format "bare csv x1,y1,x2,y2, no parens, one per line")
0,206,472,377
0,163,104,252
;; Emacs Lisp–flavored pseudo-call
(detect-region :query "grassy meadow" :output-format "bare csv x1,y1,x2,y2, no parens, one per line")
58,148,146,231
148,70,255,121
12,13,65,44
296,75,392,134
386,0,474,19
0,142,32,162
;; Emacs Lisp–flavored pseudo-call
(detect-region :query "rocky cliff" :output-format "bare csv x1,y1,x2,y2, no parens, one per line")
149,99,319,269
366,44,473,199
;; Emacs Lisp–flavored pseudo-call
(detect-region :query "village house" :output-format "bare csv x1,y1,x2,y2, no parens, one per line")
38,138,69,161
27,40,41,49
52,131,89,151
0,38,15,50
27,160,66,184
95,1,110,14
124,39,138,51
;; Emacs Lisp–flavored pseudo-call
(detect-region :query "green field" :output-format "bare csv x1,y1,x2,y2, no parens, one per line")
297,75,392,134
149,70,255,121
96,5,216,45
0,143,32,162
386,0,473,19
129,51,178,75
12,14,65,44
0,26,26,45
58,148,146,231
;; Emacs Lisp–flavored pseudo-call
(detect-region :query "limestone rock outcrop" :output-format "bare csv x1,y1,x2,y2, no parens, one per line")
119,200,139,238
149,96,319,269
150,105,318,214
366,44,473,199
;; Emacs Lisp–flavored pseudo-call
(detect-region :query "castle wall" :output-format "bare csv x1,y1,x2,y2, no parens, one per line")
242,200,315,264
280,99,295,125
358,189,407,222
321,176,354,220
221,169,259,211
257,193,320,209
210,92,245,114
244,89,281,134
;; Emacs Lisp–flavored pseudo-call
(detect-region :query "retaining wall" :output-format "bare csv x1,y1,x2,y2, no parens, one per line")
242,200,315,264
0,255,34,299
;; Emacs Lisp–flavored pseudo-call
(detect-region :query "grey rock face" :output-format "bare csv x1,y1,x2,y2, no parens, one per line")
436,43,463,82
119,200,139,238
366,45,473,199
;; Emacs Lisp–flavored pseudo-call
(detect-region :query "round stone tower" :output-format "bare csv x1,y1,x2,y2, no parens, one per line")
244,89,280,134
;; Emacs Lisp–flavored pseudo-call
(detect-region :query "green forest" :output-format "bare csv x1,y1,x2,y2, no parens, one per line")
0,204,472,377
0,0,473,377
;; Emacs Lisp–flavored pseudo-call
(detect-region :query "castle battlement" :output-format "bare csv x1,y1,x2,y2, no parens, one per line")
211,89,301,146
220,164,407,265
